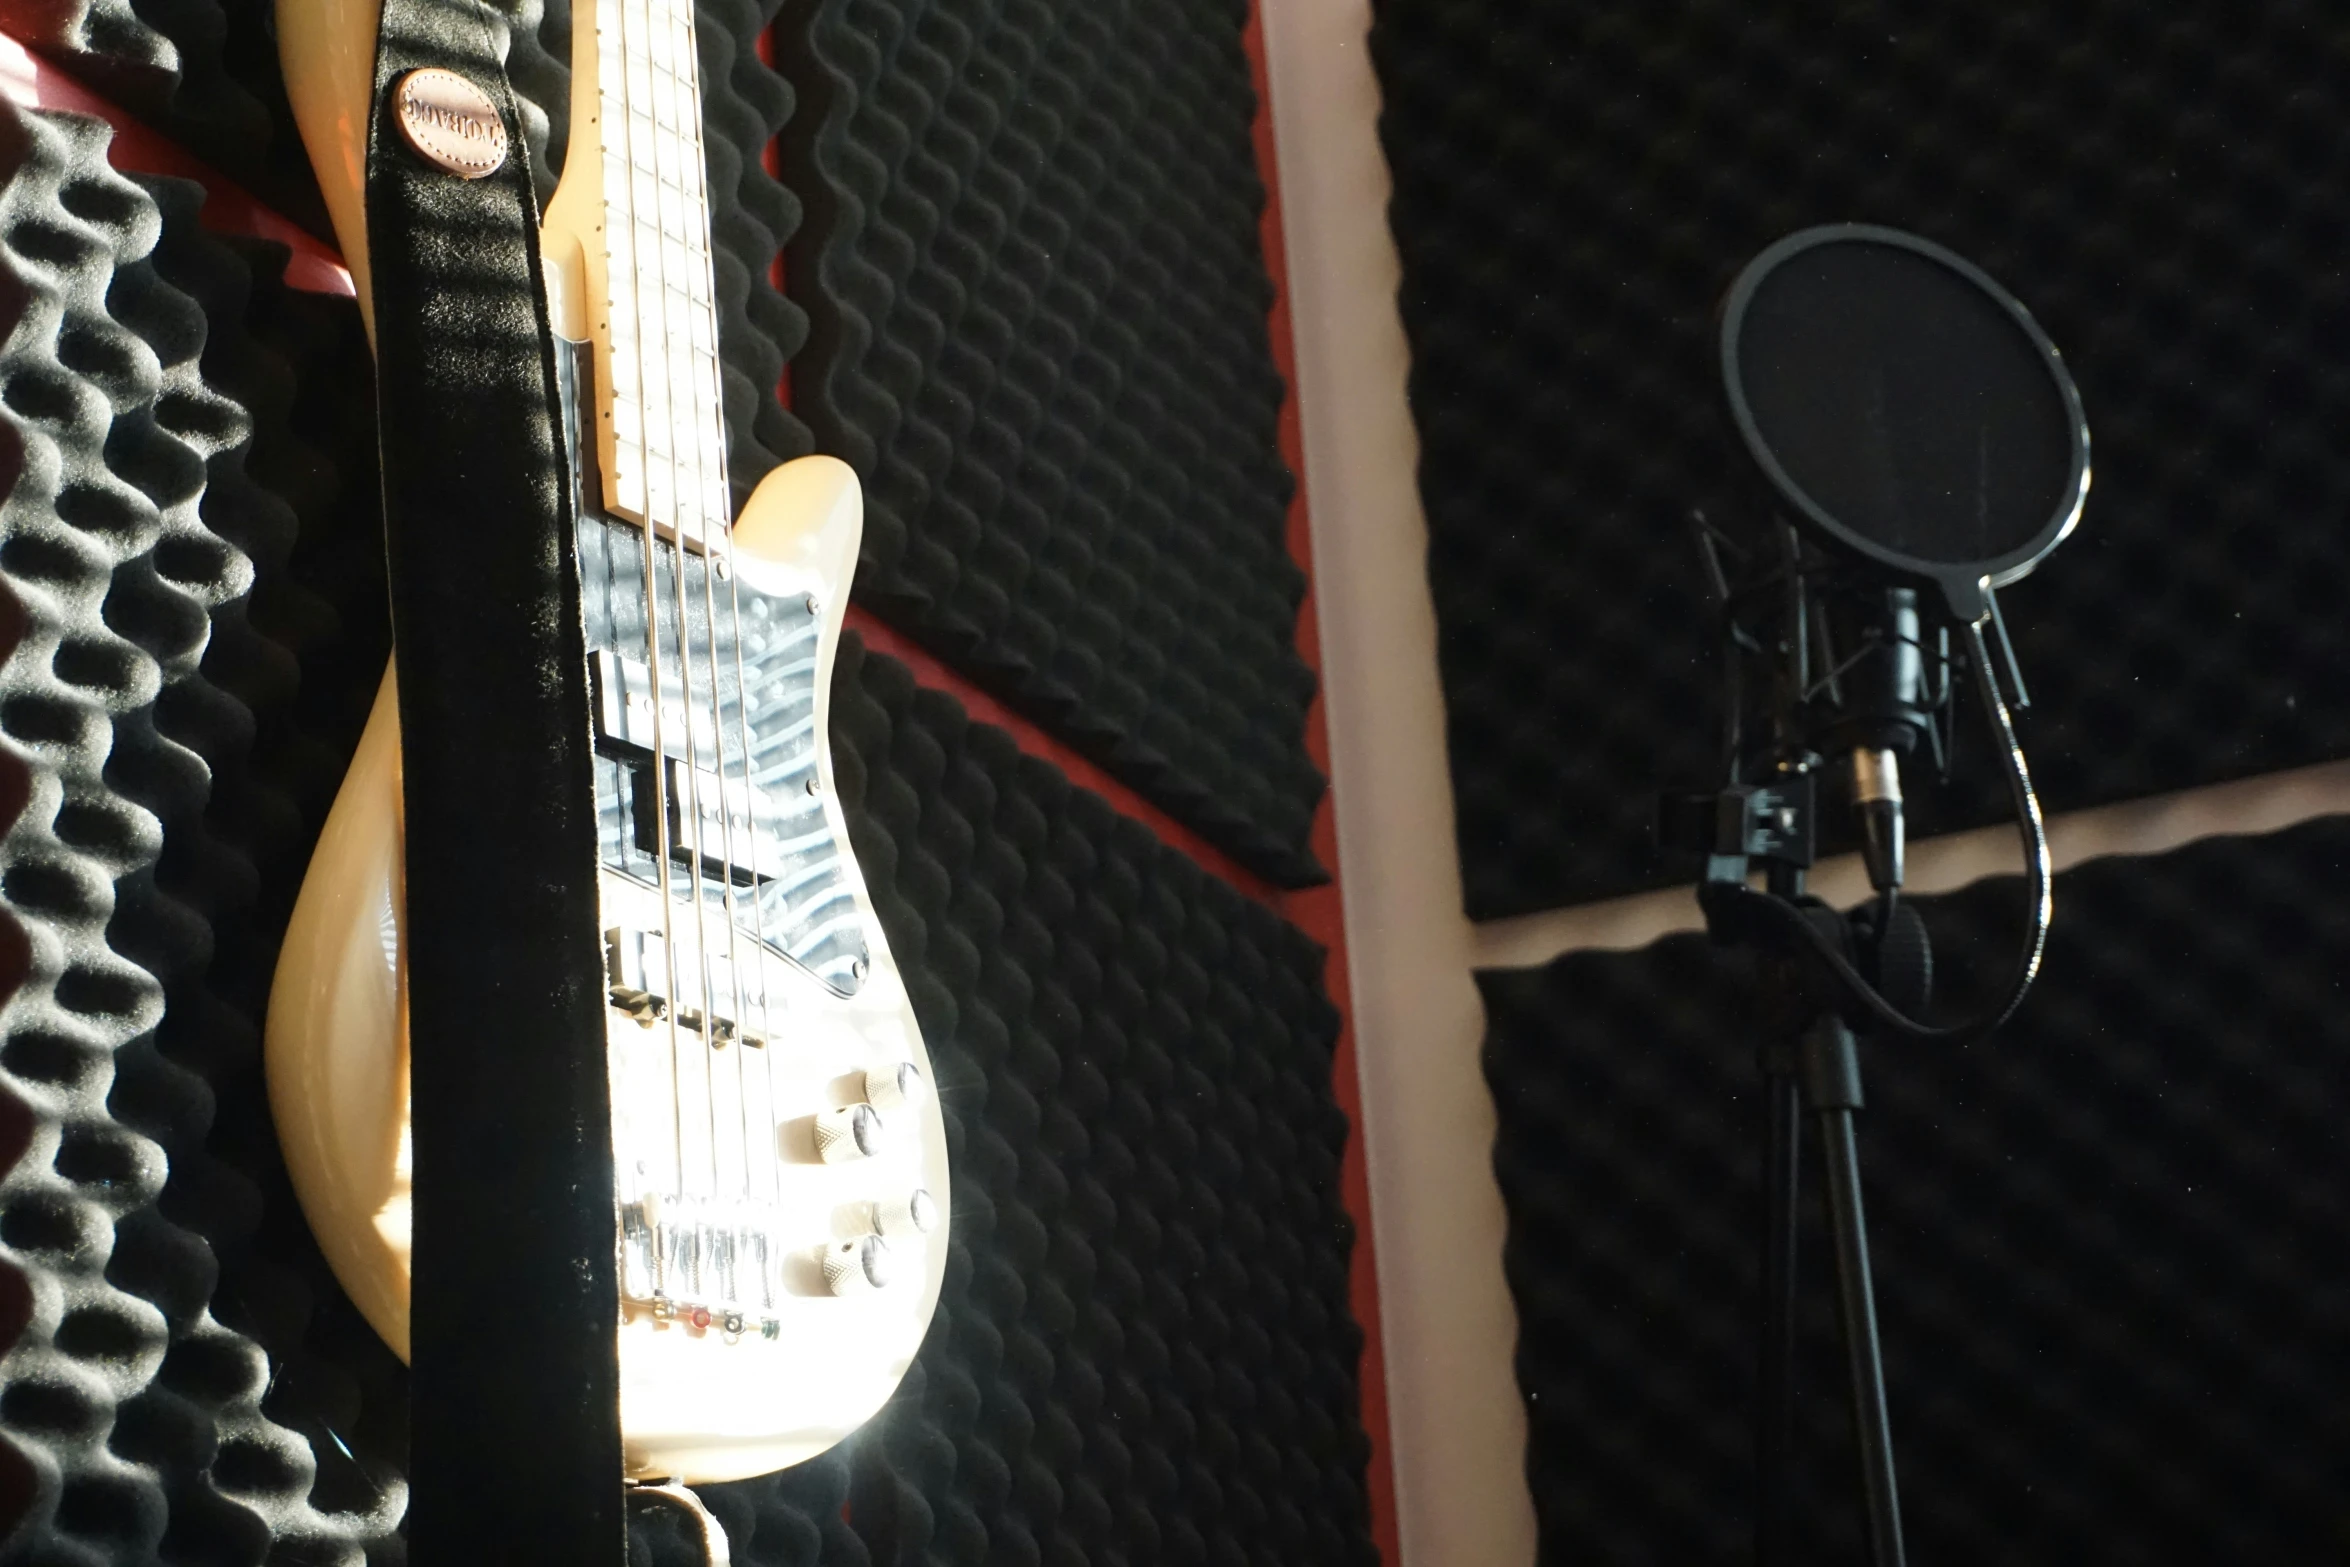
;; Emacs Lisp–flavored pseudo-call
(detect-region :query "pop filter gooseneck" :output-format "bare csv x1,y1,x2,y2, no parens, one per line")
1665,225,2091,1567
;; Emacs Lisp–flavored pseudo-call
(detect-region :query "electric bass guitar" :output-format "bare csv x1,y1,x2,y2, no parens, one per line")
264,0,950,1486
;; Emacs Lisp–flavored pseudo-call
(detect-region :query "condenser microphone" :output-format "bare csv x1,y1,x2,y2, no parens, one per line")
1831,586,1929,894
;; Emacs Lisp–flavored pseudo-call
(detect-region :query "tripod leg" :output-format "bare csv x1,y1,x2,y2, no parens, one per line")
1803,1020,1907,1567
1758,1068,1801,1567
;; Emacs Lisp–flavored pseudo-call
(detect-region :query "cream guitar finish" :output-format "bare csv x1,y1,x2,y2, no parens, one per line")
268,0,949,1484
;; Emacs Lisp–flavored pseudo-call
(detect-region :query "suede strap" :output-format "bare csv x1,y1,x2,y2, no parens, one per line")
364,1,624,1556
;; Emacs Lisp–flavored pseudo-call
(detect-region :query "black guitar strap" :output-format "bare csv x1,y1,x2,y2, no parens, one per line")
363,1,624,1557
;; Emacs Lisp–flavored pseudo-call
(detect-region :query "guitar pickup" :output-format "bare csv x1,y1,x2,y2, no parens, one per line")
631,757,774,888
605,926,770,1044
592,648,721,758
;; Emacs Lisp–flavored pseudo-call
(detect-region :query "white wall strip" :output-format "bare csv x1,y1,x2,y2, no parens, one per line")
1259,6,1537,1563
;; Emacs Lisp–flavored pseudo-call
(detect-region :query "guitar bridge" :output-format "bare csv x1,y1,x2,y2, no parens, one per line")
620,1197,785,1340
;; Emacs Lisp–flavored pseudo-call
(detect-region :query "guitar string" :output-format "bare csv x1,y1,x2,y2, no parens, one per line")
615,0,821,1312
667,0,784,1251
660,0,721,1185
727,539,786,1260
664,0,772,1247
661,0,766,1281
648,0,713,1295
636,0,729,1261
619,0,747,1308
607,0,688,1264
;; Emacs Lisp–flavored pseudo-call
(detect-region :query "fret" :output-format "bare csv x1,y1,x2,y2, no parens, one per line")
592,0,731,551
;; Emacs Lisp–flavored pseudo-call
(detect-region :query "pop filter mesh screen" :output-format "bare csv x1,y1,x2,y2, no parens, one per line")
1735,239,2076,566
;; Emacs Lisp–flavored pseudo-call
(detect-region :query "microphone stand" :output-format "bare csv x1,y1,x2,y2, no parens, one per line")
1666,525,1960,1567
1684,225,2076,1565
1674,769,1911,1567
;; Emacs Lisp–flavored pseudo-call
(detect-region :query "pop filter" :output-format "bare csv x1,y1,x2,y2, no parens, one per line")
1720,224,2090,621
1673,228,2091,1567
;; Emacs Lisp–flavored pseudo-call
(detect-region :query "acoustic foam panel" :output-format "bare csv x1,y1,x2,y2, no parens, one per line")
0,102,402,1564
1482,819,2350,1563
771,0,1327,889
0,102,1376,1562
1371,0,2350,918
0,0,334,237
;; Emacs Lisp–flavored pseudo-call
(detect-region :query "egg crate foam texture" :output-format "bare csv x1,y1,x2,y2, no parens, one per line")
1482,817,2350,1564
768,0,1326,889
0,99,404,1564
637,633,1376,1566
0,0,332,237
1,0,818,509
1372,0,2350,918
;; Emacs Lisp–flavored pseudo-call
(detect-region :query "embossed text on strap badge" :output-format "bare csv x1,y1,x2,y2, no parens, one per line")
394,68,509,179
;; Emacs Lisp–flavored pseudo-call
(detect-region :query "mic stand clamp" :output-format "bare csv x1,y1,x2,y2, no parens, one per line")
1662,773,1915,1567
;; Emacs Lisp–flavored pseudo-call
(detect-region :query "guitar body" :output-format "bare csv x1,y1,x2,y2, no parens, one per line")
267,0,948,1485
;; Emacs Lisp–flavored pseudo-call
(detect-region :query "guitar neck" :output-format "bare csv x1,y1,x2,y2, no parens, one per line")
551,0,733,554
276,0,733,567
